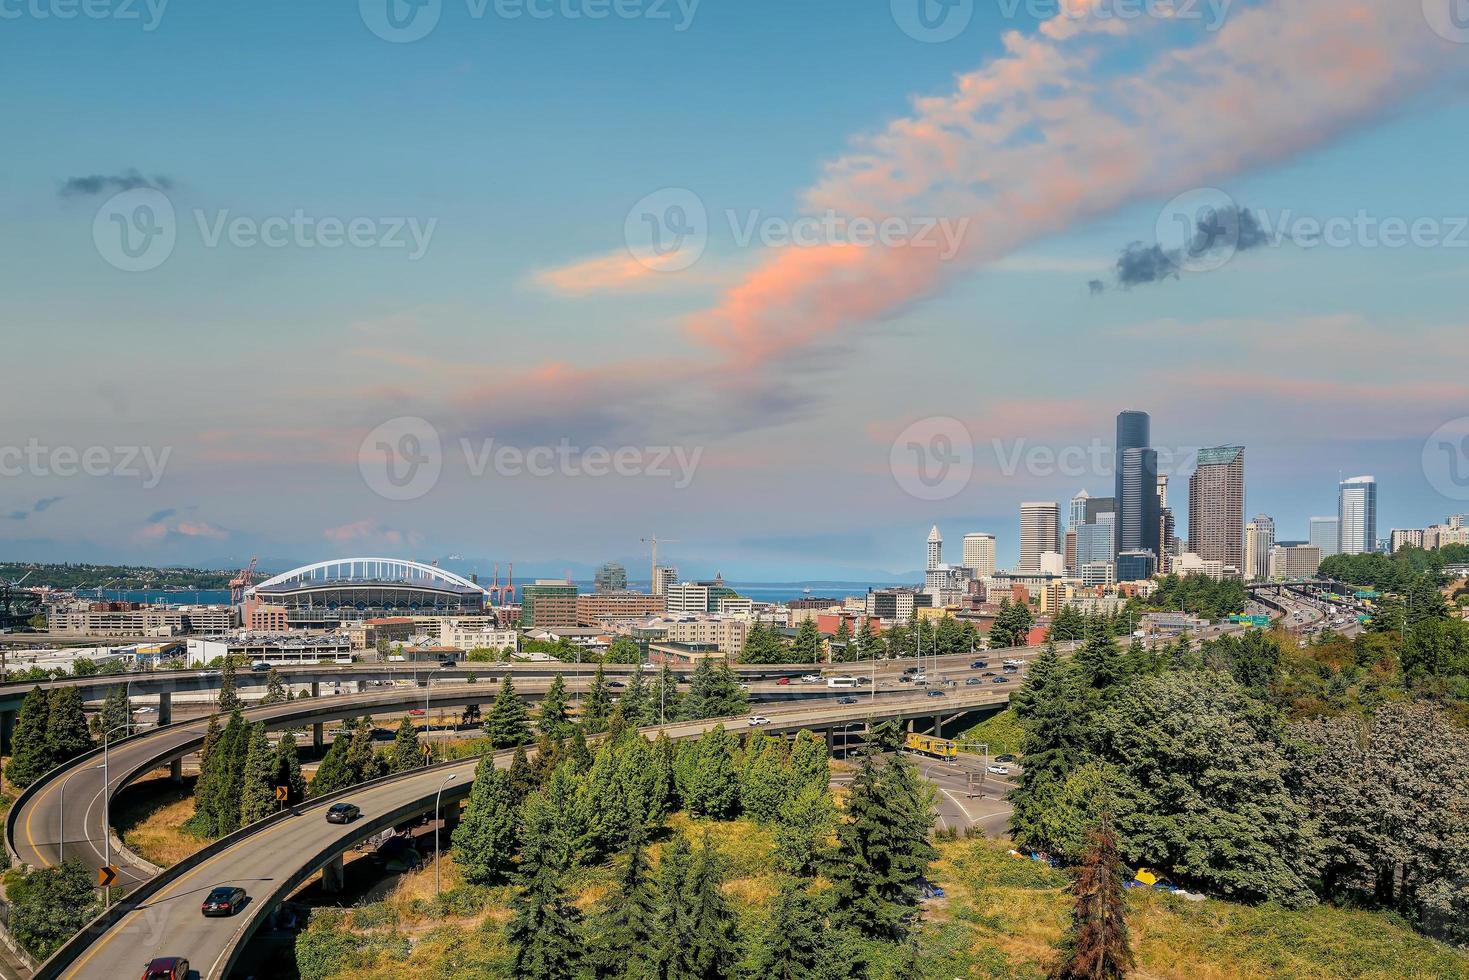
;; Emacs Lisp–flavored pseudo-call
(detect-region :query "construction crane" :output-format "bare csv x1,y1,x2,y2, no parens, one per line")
229,557,259,605
640,535,680,594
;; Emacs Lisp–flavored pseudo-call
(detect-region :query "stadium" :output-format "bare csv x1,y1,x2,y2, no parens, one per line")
245,558,489,629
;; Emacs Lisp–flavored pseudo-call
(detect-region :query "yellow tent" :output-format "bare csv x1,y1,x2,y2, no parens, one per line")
1133,868,1159,887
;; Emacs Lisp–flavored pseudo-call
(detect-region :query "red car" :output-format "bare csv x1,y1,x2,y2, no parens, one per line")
408,708,426,716
141,957,189,980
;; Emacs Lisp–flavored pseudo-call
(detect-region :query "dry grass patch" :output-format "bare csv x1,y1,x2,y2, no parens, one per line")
112,771,209,868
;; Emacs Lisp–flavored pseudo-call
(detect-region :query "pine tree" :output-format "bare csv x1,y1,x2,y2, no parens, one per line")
92,685,133,739
212,710,250,835
309,723,356,797
590,826,659,979
508,744,537,805
273,730,306,804
5,686,52,788
44,687,93,767
855,618,883,662
792,618,822,664
1011,647,1092,853
508,790,584,980
650,833,692,980
620,664,654,727
217,656,241,713
683,659,747,721
679,726,740,819
186,714,224,834
486,675,531,748
453,756,520,885
261,668,289,705
750,878,834,980
833,619,853,662
1054,816,1135,980
343,716,384,784
388,717,423,773
678,833,738,979
239,723,277,825
583,665,612,732
538,675,572,738
566,728,594,773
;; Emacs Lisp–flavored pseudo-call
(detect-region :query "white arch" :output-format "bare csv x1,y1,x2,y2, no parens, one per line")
248,557,488,596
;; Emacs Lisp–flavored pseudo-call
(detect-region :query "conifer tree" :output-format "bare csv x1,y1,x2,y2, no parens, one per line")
212,710,250,835
678,833,738,979
792,618,822,664
650,832,692,980
387,716,423,773
750,878,835,980
538,674,572,738
486,675,532,748
652,664,682,724
92,685,133,739
309,723,356,798
273,730,306,804
619,664,654,727
774,783,836,878
679,725,739,819
508,790,583,980
583,665,612,732
1054,816,1135,980
217,656,241,713
45,687,93,766
833,619,853,662
238,722,276,825
453,756,520,885
5,686,52,788
186,714,224,833
261,667,289,705
590,825,659,979
508,744,537,804
789,730,830,796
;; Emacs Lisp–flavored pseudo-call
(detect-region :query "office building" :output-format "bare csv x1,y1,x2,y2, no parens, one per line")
1173,552,1230,581
865,587,932,623
1188,446,1246,571
1310,517,1340,558
593,562,628,593
1075,513,1116,570
1244,514,1276,582
652,566,678,596
576,591,666,625
1019,502,1062,573
1115,411,1161,559
1338,476,1378,555
1390,528,1425,553
961,533,997,578
1115,550,1157,583
1270,544,1322,580
1069,490,1092,530
519,580,579,628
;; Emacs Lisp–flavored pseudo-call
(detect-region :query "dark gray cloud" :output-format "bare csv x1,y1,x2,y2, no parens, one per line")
146,508,178,523
4,496,65,521
59,170,175,198
1091,204,1270,294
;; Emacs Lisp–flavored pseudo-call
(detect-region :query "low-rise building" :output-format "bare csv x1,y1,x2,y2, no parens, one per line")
576,591,666,626
185,632,353,666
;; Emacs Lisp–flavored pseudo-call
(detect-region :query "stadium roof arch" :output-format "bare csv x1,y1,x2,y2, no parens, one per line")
247,558,488,598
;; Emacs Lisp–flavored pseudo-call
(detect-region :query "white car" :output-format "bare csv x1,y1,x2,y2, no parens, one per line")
747,715,771,726
800,674,821,683
987,765,1010,775
136,706,156,714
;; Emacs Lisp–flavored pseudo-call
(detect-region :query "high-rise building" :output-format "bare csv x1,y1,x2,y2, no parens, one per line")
1116,550,1157,583
1390,528,1425,553
1270,544,1322,580
520,579,579,628
1069,490,1092,530
593,561,628,593
1115,411,1161,559
1309,517,1340,558
1075,513,1116,571
961,533,997,578
1019,502,1062,573
1244,514,1276,583
1188,446,1245,572
1338,476,1378,555
1085,496,1117,524
927,525,943,572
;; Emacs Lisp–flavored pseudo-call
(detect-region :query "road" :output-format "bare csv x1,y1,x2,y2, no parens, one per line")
40,687,1014,980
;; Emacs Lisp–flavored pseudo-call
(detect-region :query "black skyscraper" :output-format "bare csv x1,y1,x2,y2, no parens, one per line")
1115,411,1160,558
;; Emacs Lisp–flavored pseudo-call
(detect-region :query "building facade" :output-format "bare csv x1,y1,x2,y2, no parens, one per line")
1188,446,1246,573
1019,502,1062,573
1338,476,1378,555
961,533,997,578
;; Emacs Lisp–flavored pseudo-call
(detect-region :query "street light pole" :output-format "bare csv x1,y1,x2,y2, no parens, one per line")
434,773,457,896
101,722,136,908
57,763,103,864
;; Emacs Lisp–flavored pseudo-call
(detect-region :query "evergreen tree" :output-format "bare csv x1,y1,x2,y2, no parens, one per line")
619,664,654,727
650,833,693,980
751,878,836,980
740,621,788,664
567,727,594,773
605,636,642,665
682,659,747,721
261,667,289,705
238,722,277,825
584,665,612,732
92,685,133,739
1054,816,1135,980
590,826,659,979
212,710,250,835
388,716,423,773
832,618,853,663
678,726,740,819
486,675,532,748
5,685,52,788
508,790,583,980
343,716,384,784
44,687,93,766
1076,624,1124,692
186,714,224,834
273,730,307,804
308,723,357,798
508,744,537,805
774,783,836,878
789,730,830,797
1011,648,1092,853
739,733,792,823
652,664,682,724
538,675,572,738
792,618,822,664
453,756,521,885
217,656,241,713
678,833,738,980
855,618,883,662
652,731,679,815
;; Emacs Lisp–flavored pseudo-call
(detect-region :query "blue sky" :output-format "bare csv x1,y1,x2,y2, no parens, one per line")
3,0,1468,579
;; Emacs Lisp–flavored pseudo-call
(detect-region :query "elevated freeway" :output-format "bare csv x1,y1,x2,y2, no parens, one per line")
35,686,1013,980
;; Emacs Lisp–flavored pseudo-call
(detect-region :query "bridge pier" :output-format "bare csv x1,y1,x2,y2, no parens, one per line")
158,690,172,725
357,679,367,694
321,855,345,894
313,722,324,752
0,710,13,756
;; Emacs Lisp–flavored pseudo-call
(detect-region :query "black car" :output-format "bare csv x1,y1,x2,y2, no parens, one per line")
201,885,246,917
325,802,361,824
995,754,1017,764
836,696,859,705
992,676,1010,684
970,661,989,669
965,677,983,686
608,680,625,688
925,689,946,698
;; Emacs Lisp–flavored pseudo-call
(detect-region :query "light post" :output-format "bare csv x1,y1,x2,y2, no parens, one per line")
101,722,139,907
434,773,457,896
58,763,104,863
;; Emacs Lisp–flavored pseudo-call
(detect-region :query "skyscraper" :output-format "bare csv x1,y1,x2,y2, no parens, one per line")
1069,490,1092,530
1114,411,1160,560
1244,514,1276,583
1075,512,1116,570
1188,446,1246,573
594,561,628,593
926,525,943,571
1019,502,1061,573
1309,517,1340,558
962,533,997,578
1338,476,1378,555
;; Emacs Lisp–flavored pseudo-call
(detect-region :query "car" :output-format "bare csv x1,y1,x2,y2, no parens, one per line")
980,671,996,677
995,754,1017,763
747,715,771,726
250,661,270,672
966,677,983,685
137,705,156,714
1003,659,1022,667
201,885,247,917
1003,665,1020,673
800,674,821,683
970,660,989,669
738,682,752,689
776,676,791,685
925,689,946,698
326,802,362,824
608,680,625,688
438,657,457,667
898,675,914,683
836,696,859,705
408,708,425,716
992,676,1010,684
902,666,920,675
141,957,189,980
987,765,1010,775
911,673,928,683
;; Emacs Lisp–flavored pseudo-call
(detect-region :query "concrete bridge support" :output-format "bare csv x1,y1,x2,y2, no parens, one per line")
311,682,324,751
321,855,345,894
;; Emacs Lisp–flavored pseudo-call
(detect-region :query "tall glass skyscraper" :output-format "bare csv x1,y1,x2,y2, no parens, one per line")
1115,410,1160,559
1338,476,1378,555
1309,516,1340,558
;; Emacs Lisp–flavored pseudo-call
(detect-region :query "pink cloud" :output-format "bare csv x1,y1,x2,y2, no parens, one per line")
323,520,420,547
